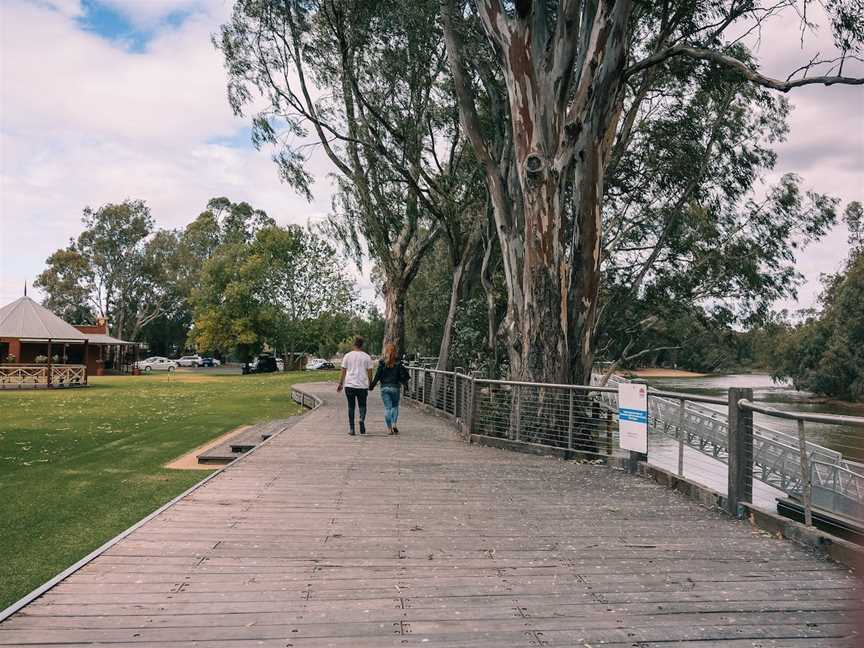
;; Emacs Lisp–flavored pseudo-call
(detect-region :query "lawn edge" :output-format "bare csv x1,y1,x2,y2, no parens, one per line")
0,385,323,624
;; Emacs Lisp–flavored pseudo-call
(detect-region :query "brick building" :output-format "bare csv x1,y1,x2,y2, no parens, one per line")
0,297,136,387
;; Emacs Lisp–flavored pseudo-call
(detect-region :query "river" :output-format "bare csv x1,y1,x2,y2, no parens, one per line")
642,373,864,463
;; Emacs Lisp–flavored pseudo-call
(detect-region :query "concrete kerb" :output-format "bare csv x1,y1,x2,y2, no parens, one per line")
0,384,323,624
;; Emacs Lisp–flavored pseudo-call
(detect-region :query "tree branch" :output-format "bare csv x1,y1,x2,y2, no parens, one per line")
626,45,864,91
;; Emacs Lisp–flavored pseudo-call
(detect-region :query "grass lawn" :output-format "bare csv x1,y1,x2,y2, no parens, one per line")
0,370,337,610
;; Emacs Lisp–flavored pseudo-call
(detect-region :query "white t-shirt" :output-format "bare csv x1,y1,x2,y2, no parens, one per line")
342,350,373,389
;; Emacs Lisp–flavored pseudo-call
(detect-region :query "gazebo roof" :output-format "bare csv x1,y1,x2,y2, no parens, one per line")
0,297,88,342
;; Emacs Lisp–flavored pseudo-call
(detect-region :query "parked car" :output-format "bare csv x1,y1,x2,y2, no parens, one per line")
243,355,280,374
135,357,178,372
177,354,204,367
200,357,222,367
306,359,335,370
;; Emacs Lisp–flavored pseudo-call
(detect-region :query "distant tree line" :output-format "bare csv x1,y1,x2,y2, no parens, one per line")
767,204,864,402
35,197,384,362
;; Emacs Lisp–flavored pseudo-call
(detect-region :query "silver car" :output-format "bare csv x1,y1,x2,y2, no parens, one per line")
135,356,178,372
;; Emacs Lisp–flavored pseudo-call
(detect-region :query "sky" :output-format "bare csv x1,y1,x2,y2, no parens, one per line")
0,0,862,315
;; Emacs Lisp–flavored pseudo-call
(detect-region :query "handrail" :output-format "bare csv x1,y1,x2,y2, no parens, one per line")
649,389,728,406
471,375,728,405
739,399,864,428
474,376,618,393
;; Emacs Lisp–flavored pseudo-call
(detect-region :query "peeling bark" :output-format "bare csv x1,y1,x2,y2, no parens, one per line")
382,276,407,357
442,0,633,385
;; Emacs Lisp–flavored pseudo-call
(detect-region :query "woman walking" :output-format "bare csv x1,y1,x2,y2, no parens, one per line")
369,343,410,435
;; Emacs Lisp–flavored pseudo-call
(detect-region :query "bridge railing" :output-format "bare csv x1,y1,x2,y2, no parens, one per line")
405,365,864,534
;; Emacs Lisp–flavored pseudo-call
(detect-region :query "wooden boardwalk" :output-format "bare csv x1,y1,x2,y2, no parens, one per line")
1,382,861,647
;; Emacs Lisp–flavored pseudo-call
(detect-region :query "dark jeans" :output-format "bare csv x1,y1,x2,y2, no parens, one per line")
344,387,368,431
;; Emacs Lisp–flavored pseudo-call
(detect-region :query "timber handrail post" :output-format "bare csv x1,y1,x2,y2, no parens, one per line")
797,420,814,526
567,389,574,450
727,387,754,518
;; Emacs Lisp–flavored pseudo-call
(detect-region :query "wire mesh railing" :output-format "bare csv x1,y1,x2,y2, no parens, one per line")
738,401,864,532
405,365,864,537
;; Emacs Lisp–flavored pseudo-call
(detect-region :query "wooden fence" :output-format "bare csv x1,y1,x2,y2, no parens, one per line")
0,364,87,389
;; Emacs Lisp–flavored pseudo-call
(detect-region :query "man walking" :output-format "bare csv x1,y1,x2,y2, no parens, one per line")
336,336,374,436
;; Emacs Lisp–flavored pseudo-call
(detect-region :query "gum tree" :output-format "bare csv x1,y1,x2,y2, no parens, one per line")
441,0,864,383
218,0,465,354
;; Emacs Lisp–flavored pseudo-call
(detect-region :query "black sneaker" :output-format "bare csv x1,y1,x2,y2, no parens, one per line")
392,426,399,435
348,429,356,436
359,423,366,435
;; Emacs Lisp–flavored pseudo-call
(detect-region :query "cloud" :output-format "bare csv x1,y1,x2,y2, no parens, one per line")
0,0,347,306
1,0,861,317
730,5,864,313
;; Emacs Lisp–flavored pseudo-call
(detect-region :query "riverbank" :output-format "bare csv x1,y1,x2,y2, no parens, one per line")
623,368,708,378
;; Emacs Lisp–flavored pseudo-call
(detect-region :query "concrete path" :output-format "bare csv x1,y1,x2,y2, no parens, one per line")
1,382,861,646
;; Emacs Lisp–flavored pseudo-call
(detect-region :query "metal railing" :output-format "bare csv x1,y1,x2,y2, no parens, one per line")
599,374,864,528
739,400,864,528
405,365,864,534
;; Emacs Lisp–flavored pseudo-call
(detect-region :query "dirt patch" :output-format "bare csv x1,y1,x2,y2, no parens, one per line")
164,425,251,470
623,368,708,378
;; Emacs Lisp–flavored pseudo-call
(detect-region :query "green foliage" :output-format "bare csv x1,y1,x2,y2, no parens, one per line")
773,250,864,401
604,56,837,330
35,200,171,340
190,225,360,358
404,241,453,355
0,370,335,610
33,247,94,324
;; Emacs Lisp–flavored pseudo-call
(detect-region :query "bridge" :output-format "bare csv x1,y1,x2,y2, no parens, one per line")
1,381,860,646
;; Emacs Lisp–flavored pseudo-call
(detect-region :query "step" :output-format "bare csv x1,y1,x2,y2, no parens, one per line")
196,419,294,465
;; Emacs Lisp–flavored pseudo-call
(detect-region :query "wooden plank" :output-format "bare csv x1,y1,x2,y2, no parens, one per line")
2,381,860,647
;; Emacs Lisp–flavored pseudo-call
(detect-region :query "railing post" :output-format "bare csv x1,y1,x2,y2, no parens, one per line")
727,387,754,518
468,377,479,438
605,410,613,455
512,385,521,442
567,389,574,450
797,420,813,527
677,398,685,476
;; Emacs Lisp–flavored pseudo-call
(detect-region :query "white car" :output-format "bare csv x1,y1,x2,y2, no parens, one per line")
177,355,204,367
135,356,178,372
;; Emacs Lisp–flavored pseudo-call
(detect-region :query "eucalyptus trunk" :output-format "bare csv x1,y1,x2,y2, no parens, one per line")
382,277,407,358
442,0,631,385
435,258,466,372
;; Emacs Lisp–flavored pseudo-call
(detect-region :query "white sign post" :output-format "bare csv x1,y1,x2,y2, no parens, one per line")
618,382,648,454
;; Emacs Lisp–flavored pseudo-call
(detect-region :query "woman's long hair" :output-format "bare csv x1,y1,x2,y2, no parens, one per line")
383,343,398,368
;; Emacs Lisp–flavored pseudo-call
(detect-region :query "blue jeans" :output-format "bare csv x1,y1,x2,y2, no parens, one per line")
380,384,402,428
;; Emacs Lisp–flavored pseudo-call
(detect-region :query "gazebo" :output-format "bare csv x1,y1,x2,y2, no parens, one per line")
0,296,133,388
0,297,93,388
